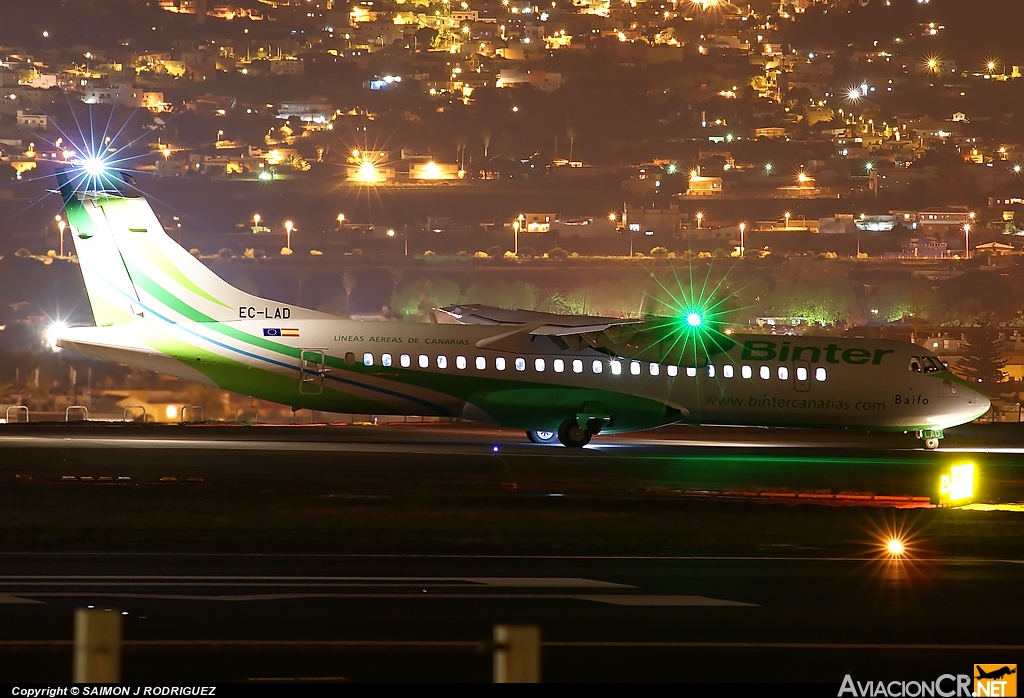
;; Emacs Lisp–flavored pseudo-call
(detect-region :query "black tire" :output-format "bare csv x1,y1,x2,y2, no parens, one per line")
557,418,592,448
527,429,559,445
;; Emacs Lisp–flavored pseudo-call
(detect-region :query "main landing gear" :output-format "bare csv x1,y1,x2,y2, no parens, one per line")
526,429,559,445
527,417,609,448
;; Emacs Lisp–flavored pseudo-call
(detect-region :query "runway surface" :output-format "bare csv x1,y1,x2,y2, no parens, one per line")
0,422,1022,681
1,551,1022,682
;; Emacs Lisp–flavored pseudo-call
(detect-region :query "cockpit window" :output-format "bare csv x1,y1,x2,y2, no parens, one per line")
909,356,943,373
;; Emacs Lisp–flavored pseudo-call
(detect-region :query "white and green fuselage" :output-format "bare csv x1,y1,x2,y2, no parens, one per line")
53,169,990,445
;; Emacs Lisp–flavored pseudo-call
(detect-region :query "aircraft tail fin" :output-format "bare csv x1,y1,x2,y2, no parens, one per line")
57,167,330,328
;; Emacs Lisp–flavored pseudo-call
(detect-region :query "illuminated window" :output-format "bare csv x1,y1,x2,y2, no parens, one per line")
796,366,808,381
554,358,565,373
741,365,752,379
535,358,545,372
496,357,506,371
759,365,770,380
778,366,789,380
456,356,467,370
630,361,641,376
418,354,429,368
437,355,448,369
382,353,392,367
592,360,603,374
815,367,827,382
363,353,373,366
667,365,678,377
686,366,697,377
707,365,716,378
476,356,486,370
611,360,622,375
649,363,660,376
515,357,526,371
723,364,734,378
572,359,583,374
400,354,411,368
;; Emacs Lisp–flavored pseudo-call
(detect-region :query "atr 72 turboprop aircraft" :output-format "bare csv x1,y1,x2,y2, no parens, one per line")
52,164,989,448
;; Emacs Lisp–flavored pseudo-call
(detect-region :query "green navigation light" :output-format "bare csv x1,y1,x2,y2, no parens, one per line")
685,312,702,327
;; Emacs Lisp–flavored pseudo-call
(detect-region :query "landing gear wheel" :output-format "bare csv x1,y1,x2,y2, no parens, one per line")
924,437,940,450
527,429,559,445
557,419,592,448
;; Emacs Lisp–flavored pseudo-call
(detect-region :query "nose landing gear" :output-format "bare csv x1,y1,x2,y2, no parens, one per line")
918,429,943,450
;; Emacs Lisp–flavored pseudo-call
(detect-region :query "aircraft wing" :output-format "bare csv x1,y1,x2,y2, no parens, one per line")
434,304,629,327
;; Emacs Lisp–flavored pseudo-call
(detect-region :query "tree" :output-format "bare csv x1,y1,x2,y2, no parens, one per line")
342,271,357,315
955,319,1006,395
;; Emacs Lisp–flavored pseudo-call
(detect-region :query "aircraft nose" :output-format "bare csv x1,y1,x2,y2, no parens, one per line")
966,387,991,418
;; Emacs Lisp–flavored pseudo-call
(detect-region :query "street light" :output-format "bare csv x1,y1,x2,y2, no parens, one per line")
739,222,746,257
964,223,971,259
764,163,773,175
784,212,791,229
253,213,261,227
512,217,521,256
337,213,346,226
56,216,66,257
285,220,294,252
695,211,703,229
217,129,224,142
387,227,407,256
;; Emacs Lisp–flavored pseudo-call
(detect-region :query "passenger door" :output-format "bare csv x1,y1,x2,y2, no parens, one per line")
299,349,327,395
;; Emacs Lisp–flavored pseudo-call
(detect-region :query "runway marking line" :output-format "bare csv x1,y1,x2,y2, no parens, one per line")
8,592,755,605
1,552,1019,564
1,640,1023,651
0,576,629,589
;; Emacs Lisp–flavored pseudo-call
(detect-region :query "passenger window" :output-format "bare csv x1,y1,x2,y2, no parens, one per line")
922,357,942,373
707,365,716,378
496,357,506,371
723,364,734,378
630,361,641,376
456,356,467,370
649,363,660,376
515,357,526,371
908,357,923,373
382,353,392,367
475,356,486,370
400,354,411,368
741,365,752,379
815,367,827,382
437,355,448,369
534,358,545,372
363,352,373,366
667,365,678,377
418,354,429,368
778,366,789,380
554,359,565,373
572,359,583,374
759,365,770,380
611,360,622,375
686,366,697,377
796,366,808,381
592,360,603,374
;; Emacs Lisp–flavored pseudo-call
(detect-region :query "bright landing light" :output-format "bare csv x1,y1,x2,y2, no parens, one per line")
686,312,702,327
80,158,108,176
886,538,906,557
45,322,67,351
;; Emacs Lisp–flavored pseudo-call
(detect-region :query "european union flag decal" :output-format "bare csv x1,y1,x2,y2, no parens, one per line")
263,328,281,337
264,328,299,337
